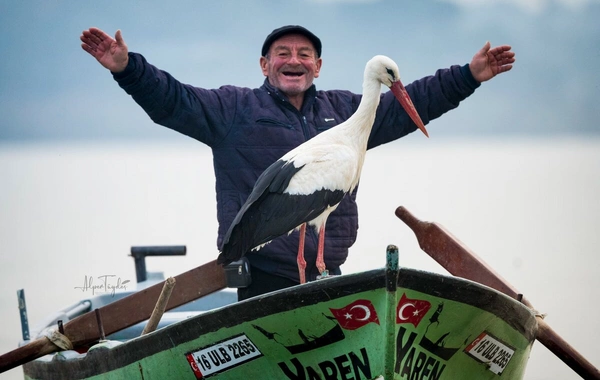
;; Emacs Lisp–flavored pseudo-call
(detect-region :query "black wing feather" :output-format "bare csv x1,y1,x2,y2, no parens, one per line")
218,159,345,265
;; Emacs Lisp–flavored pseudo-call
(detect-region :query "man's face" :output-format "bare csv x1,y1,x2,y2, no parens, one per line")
260,34,322,98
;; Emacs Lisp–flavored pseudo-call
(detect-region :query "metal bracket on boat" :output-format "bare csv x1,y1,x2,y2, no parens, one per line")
95,309,106,342
517,293,546,319
17,289,30,341
130,245,186,283
316,270,337,281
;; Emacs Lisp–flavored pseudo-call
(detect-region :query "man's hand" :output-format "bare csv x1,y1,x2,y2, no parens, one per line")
80,27,129,73
469,42,515,83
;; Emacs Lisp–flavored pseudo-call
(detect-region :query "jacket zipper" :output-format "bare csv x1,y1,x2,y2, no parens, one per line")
300,115,310,141
268,89,311,141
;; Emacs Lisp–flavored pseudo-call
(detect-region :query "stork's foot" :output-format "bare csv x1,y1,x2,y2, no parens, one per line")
316,270,334,280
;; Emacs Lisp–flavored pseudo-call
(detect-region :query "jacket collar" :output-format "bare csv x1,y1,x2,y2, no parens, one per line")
261,79,317,113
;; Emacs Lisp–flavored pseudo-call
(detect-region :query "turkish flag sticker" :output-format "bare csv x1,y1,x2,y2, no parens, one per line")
329,299,380,330
396,293,431,327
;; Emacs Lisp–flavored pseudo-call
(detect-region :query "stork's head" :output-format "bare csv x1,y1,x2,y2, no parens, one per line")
368,55,429,138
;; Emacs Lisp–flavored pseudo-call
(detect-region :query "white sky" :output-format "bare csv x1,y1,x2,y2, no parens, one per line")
438,0,600,13
0,0,598,140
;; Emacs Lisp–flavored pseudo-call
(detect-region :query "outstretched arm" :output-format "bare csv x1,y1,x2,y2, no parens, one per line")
80,27,129,73
469,41,515,83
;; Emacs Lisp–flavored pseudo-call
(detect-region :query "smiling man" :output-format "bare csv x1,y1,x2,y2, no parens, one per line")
259,26,323,110
81,25,515,301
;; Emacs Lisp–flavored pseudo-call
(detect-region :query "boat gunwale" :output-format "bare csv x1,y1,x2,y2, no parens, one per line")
23,267,537,379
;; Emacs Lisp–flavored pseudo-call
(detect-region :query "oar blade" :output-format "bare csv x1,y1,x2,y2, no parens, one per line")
395,205,600,379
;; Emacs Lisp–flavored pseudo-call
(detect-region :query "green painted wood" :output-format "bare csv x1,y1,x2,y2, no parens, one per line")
383,245,399,380
23,264,537,380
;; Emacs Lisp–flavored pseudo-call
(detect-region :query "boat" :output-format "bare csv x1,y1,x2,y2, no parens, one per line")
18,245,538,379
5,206,597,379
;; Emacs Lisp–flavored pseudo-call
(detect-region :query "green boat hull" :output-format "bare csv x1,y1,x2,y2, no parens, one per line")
23,248,537,379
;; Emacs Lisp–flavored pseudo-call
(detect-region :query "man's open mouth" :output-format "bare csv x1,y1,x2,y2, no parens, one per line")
282,71,304,77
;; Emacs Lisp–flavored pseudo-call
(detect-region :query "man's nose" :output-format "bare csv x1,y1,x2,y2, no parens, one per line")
287,54,301,64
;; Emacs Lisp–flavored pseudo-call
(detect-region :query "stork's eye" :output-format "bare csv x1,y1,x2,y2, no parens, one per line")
386,68,396,80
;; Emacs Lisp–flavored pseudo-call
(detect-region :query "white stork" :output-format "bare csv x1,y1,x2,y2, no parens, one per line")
217,55,428,283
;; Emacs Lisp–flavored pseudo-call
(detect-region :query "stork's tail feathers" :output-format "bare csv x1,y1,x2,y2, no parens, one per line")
218,237,244,266
216,252,232,266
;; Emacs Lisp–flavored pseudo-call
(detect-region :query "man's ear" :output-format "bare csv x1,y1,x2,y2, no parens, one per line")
313,57,322,78
260,56,268,77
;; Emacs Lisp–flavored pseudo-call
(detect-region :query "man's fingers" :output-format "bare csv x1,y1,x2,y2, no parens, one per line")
489,45,514,57
81,43,94,55
88,34,103,48
81,29,106,50
480,41,491,56
115,30,124,46
89,27,107,41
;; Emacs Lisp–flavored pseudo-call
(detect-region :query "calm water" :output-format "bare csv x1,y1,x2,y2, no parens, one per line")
1,137,598,379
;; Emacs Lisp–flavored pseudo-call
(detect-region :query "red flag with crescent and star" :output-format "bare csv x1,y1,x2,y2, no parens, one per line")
329,299,380,330
396,293,431,327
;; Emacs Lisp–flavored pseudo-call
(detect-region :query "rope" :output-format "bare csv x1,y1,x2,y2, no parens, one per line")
43,328,74,351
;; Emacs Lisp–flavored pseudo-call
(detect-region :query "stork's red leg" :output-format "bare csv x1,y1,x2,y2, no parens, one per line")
297,223,307,284
316,224,327,275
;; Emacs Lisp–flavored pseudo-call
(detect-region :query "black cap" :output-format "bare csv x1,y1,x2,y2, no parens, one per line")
261,25,322,58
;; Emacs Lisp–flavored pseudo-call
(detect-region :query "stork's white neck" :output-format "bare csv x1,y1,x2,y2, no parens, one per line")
327,71,384,189
337,73,383,151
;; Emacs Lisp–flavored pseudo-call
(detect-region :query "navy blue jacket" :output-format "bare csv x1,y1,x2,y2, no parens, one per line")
113,52,480,282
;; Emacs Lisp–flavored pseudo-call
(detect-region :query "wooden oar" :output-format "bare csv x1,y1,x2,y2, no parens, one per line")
0,260,227,373
395,206,600,380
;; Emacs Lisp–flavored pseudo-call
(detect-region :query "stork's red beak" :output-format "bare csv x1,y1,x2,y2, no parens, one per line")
391,81,429,138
